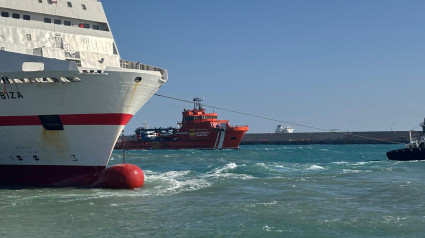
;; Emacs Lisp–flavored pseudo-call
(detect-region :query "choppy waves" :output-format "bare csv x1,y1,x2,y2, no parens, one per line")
4,145,425,237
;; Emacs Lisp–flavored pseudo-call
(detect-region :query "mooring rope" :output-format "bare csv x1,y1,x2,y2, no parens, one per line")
154,94,407,145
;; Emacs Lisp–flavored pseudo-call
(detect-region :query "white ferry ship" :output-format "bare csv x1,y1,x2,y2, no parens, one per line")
0,0,167,186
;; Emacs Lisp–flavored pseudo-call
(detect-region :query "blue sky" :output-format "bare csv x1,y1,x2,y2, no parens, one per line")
103,0,425,133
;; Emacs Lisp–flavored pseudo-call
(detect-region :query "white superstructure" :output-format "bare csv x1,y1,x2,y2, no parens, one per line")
0,0,167,172
275,125,294,133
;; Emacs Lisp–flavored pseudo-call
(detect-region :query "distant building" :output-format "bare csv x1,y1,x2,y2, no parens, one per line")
275,125,294,133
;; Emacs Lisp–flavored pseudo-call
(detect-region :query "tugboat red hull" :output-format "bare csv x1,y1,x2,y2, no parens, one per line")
117,127,248,150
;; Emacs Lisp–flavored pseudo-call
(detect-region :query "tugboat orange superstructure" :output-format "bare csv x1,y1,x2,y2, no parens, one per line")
116,98,248,150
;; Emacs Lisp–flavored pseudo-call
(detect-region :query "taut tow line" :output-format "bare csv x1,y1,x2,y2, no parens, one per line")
154,94,405,145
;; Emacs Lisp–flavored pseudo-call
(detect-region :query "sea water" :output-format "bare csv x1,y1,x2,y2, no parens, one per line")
1,144,425,237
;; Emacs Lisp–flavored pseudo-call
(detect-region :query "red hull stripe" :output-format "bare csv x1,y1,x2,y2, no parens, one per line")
0,113,133,126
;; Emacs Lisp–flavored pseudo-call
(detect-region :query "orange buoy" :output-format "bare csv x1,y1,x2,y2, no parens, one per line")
93,163,144,189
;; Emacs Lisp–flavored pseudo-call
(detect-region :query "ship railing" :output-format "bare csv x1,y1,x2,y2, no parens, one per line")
120,59,168,80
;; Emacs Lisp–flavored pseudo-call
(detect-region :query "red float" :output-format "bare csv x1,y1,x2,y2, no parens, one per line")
93,164,144,189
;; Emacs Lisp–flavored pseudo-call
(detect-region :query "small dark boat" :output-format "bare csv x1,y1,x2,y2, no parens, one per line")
386,119,425,161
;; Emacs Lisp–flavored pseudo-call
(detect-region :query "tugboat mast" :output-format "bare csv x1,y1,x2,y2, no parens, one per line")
193,97,204,110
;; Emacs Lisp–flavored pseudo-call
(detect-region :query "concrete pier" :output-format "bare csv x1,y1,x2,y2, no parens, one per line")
241,131,421,145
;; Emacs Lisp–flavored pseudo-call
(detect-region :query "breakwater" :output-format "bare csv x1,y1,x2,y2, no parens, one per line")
241,131,421,145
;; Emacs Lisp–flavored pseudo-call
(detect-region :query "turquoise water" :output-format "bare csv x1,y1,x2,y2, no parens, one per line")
1,144,425,237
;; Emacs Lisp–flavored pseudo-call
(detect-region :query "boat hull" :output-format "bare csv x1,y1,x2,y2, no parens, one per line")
386,147,425,161
116,127,248,150
0,165,105,187
0,52,166,186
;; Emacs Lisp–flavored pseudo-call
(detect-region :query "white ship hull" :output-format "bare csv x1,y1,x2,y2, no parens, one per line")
0,52,166,186
0,0,167,187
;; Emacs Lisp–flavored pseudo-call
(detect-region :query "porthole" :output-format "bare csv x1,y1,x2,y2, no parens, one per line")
135,77,142,82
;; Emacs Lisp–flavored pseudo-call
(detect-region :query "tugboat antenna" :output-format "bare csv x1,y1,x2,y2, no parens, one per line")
193,97,204,110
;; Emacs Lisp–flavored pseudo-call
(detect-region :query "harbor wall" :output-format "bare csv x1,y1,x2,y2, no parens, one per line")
241,131,421,145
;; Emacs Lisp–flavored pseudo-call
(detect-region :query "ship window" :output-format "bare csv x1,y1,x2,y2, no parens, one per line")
54,19,61,25
64,20,71,26
12,13,19,19
44,18,51,23
93,25,99,30
81,4,87,10
38,0,42,3
26,34,32,41
1,12,9,18
79,23,90,28
231,137,237,140
47,0,53,4
67,2,72,7
23,15,30,20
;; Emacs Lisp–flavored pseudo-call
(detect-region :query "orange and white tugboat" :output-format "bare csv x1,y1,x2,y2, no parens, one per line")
116,98,248,150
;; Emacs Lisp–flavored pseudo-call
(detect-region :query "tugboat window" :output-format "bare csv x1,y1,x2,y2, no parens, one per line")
67,2,72,7
1,12,9,18
64,21,71,26
44,18,51,23
54,19,61,25
12,13,19,19
23,15,30,20
93,25,99,30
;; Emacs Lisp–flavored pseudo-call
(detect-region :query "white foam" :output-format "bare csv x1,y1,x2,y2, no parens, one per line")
206,163,254,180
211,162,237,174
144,170,211,196
308,165,325,170
332,161,349,165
